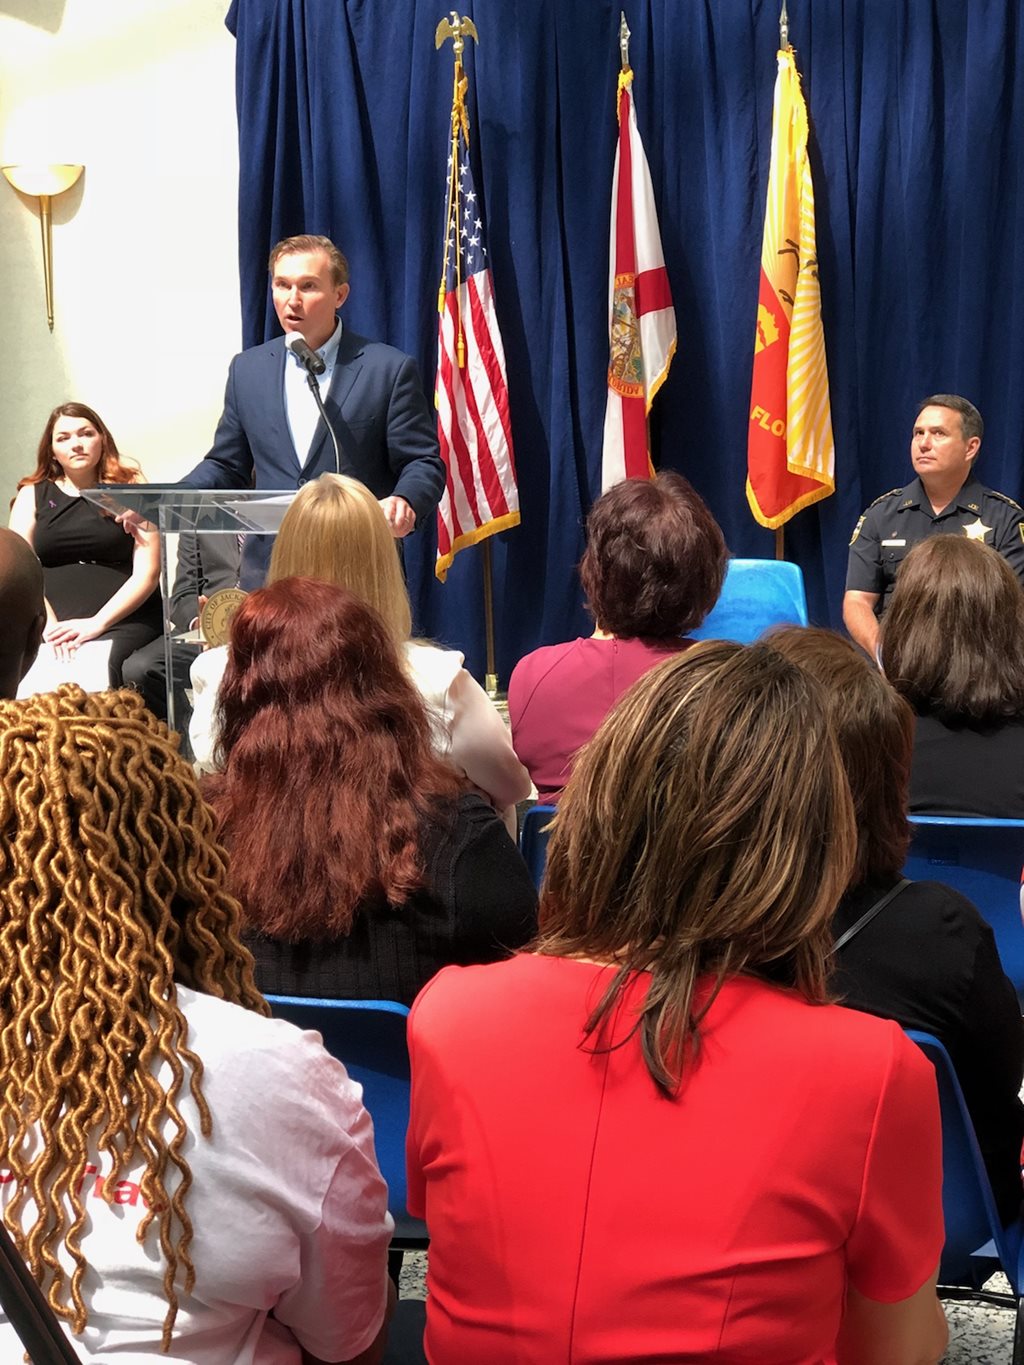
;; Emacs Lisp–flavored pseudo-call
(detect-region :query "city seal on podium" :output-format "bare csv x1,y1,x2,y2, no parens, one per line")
200,588,248,648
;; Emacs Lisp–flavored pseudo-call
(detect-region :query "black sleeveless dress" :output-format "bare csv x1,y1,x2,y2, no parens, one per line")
33,480,162,687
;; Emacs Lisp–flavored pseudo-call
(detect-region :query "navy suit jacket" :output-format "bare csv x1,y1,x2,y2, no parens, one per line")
183,327,445,521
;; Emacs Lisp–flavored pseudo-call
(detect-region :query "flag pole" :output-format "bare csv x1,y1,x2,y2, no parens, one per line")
775,0,786,565
482,539,498,697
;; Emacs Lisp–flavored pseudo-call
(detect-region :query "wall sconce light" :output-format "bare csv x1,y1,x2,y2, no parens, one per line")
2,163,84,331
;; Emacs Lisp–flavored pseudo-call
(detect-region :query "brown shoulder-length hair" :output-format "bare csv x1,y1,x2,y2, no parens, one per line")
880,535,1024,724
579,471,727,639
203,577,460,941
17,402,141,492
768,627,914,886
536,640,856,1095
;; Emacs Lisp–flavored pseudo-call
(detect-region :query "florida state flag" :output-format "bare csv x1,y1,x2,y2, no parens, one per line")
601,65,676,492
747,47,835,529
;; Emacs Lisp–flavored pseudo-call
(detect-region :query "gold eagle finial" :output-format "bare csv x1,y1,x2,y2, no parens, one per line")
435,12,479,56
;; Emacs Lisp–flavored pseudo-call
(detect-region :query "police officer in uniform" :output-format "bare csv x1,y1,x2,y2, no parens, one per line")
844,393,1024,657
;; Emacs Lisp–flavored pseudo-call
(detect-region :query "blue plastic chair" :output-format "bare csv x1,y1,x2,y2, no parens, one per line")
688,558,808,645
264,996,427,1250
906,1030,1024,1357
904,817,1024,1000
519,803,557,890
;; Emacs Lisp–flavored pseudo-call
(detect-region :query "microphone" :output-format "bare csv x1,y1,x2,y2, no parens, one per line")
284,331,342,475
284,332,326,375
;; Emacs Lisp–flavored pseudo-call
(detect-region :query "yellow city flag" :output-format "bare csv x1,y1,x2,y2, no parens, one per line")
747,47,835,529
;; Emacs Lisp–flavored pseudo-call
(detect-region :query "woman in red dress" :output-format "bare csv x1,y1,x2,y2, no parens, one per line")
408,640,948,1365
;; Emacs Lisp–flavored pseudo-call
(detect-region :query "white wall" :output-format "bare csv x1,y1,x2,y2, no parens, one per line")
0,0,239,502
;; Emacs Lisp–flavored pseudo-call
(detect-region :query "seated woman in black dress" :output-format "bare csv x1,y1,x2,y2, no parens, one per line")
8,402,161,687
770,625,1024,1224
879,535,1024,815
202,577,538,1006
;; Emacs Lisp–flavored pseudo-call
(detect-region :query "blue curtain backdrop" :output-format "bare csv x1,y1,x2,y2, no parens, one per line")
225,0,1024,681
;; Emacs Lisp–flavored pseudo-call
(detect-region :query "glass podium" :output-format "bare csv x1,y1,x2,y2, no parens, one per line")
82,487,296,740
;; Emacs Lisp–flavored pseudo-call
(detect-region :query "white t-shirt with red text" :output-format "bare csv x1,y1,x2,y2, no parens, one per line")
0,986,393,1364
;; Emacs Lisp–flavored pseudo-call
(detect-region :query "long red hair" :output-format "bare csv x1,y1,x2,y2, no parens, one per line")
203,577,461,940
18,402,141,492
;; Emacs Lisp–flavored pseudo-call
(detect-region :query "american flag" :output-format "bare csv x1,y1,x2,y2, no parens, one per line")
435,138,520,581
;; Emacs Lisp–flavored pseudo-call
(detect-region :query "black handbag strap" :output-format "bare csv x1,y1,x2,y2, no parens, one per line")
834,878,911,952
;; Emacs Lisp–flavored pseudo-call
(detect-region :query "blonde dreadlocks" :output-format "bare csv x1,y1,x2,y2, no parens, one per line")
0,685,267,1350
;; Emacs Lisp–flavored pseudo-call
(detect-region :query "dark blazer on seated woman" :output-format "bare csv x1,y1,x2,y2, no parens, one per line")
909,714,1024,816
247,793,537,1006
204,578,537,1008
769,625,1024,1226
880,534,1024,817
833,875,1024,1225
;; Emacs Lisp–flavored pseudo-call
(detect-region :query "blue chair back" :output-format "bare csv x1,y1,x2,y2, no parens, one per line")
906,1030,1023,1294
688,558,808,645
904,817,1024,999
520,804,557,890
264,995,426,1245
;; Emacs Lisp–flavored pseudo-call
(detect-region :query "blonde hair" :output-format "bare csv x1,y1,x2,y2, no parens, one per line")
537,641,857,1094
268,474,412,645
0,686,267,1349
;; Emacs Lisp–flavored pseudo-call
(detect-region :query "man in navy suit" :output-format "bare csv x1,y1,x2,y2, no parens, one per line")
182,234,444,566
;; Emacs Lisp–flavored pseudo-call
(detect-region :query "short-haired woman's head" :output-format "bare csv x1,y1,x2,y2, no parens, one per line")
0,685,264,1344
768,627,914,886
268,473,412,644
880,535,1024,724
206,578,459,940
21,401,140,490
537,640,856,1093
579,472,727,639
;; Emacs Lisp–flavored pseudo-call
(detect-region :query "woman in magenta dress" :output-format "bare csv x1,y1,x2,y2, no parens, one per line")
9,402,161,688
507,471,726,801
408,641,948,1365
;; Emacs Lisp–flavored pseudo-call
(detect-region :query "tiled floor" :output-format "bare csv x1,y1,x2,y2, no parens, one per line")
399,1256,1018,1362
942,1278,1017,1363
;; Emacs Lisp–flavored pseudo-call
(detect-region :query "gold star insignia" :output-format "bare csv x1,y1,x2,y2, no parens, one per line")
962,517,992,543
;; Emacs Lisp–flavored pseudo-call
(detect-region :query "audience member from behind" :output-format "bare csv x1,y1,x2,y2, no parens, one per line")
770,626,1024,1224
408,642,946,1365
9,403,162,686
0,526,46,695
191,472,529,832
203,579,537,1006
880,535,1024,815
0,685,394,1365
507,471,726,801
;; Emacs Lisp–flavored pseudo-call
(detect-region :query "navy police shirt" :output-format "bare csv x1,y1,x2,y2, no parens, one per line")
845,475,1024,614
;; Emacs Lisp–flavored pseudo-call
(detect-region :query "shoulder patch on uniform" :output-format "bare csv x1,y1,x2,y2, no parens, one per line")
989,490,1024,514
1019,522,1024,546
849,514,866,546
867,487,902,509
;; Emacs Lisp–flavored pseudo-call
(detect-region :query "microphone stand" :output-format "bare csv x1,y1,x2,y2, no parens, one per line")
303,363,342,476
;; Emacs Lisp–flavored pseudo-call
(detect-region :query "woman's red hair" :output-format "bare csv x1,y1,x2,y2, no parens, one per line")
18,402,141,492
203,577,460,941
